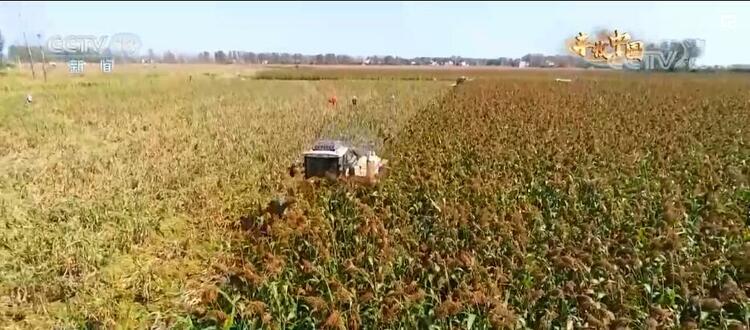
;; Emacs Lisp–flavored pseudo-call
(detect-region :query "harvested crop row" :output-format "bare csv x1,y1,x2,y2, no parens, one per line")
0,70,444,328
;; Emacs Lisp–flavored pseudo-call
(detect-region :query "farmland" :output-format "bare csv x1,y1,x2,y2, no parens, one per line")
0,65,443,328
0,66,749,329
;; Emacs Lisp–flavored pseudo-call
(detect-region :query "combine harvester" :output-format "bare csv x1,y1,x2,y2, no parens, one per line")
267,139,387,217
451,76,473,87
298,139,387,181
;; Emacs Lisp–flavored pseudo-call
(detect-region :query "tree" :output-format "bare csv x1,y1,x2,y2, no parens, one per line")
521,53,545,67
214,50,227,64
487,58,512,66
643,39,704,72
324,53,336,65
198,51,211,63
369,55,382,65
270,52,280,63
279,53,292,64
8,45,46,63
677,39,704,71
258,53,269,64
0,29,4,65
245,52,257,64
163,51,177,63
336,54,353,65
147,49,155,62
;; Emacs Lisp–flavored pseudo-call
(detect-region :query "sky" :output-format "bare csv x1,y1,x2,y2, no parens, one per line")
0,1,748,65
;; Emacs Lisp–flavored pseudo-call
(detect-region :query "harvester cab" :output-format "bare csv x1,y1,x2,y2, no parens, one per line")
451,76,472,87
301,139,386,179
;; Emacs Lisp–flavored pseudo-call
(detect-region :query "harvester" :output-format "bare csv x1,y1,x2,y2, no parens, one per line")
451,76,473,87
298,139,387,180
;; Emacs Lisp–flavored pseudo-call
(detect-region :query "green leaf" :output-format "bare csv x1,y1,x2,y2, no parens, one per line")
271,282,279,301
466,313,477,330
222,305,236,330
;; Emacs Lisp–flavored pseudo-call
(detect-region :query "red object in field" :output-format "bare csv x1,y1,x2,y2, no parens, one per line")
328,96,337,106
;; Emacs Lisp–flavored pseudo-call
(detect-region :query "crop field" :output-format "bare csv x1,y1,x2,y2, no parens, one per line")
0,66,749,329
254,66,522,81
0,65,443,328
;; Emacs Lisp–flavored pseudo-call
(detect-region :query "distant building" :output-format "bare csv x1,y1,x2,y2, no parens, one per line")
519,61,529,68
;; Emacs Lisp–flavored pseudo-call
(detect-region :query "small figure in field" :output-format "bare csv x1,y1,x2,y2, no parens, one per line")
265,196,295,218
351,96,358,106
26,94,33,104
328,95,337,106
189,75,192,83
288,162,299,177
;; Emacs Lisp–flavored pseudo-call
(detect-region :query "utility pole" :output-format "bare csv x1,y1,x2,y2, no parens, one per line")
37,34,47,82
23,32,35,79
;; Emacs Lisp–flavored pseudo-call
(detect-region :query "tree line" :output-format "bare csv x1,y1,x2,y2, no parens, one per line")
140,50,593,68
0,27,716,71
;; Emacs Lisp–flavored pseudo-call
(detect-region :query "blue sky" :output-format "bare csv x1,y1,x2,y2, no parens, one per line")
1,1,748,65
